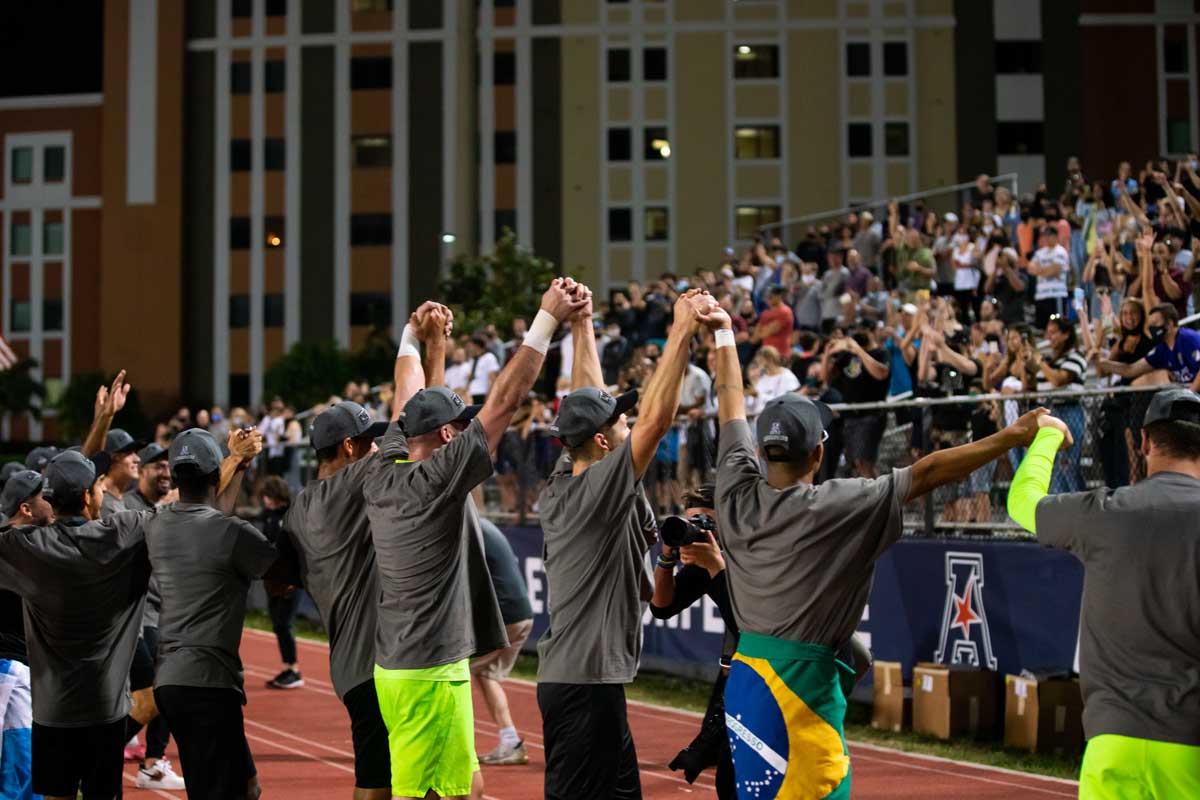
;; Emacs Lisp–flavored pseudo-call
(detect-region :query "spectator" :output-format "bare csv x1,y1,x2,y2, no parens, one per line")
916,325,981,520
791,262,823,333
826,329,890,478
1034,317,1088,493
1029,226,1071,329
507,317,527,363
952,227,982,321
853,211,882,271
1102,303,1200,392
208,406,229,441
819,248,850,333
679,357,713,493
600,321,632,386
260,397,288,476
889,204,935,295
444,345,470,398
465,335,502,404
986,246,1028,327
744,346,800,417
845,248,872,297
753,286,794,355
260,476,303,690
1095,299,1164,487
933,213,959,297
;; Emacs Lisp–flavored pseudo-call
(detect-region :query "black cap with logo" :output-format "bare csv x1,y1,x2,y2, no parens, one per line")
549,387,639,448
756,393,834,462
1143,387,1200,427
399,388,481,438
311,400,391,450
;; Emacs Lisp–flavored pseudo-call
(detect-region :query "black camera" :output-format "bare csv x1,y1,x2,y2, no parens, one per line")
660,513,717,548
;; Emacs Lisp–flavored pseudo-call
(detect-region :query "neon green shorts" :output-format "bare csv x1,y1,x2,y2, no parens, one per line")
1080,734,1200,800
374,660,478,798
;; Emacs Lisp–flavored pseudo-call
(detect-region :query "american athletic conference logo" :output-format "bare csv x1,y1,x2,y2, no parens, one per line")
933,552,997,670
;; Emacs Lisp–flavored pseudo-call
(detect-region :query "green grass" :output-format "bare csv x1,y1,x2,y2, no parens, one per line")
249,617,1080,782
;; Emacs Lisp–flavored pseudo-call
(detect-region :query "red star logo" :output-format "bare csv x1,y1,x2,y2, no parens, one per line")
951,575,981,635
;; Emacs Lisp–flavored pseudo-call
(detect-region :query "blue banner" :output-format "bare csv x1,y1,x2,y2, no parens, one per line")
500,526,1084,685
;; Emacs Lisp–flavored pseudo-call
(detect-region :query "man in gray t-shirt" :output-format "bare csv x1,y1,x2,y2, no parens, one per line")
537,288,719,800
708,304,1043,800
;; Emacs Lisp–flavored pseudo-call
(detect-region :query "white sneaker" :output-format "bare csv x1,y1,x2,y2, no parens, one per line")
136,758,186,790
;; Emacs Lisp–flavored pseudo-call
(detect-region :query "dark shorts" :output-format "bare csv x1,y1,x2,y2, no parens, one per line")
32,718,126,798
538,683,642,800
155,685,256,800
843,414,885,465
343,679,391,790
129,629,158,692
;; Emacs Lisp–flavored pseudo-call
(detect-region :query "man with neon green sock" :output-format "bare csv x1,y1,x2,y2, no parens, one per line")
1009,387,1200,799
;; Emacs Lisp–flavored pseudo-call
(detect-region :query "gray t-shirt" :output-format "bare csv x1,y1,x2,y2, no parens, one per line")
1037,472,1200,746
284,452,385,699
0,512,152,726
363,419,507,670
122,489,162,629
100,490,127,520
536,443,656,684
479,517,533,625
148,503,277,696
716,420,911,647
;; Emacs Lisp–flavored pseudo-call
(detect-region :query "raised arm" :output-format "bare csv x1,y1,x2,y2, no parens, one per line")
1007,418,1070,534
391,301,450,420
81,370,130,456
908,408,1047,502
570,285,605,391
707,305,745,426
476,279,587,453
847,337,889,381
217,427,263,515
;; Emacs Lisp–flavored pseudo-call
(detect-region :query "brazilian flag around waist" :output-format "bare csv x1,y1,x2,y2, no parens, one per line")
725,633,854,800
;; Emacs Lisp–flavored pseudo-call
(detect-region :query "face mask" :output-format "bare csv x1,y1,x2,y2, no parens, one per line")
211,413,223,423
801,274,817,285
1148,325,1167,343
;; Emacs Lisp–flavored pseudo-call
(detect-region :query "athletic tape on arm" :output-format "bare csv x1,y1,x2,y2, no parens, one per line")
1006,427,1064,534
396,325,421,359
522,310,558,355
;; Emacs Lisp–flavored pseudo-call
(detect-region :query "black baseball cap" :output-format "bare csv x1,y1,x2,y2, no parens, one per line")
1143,387,1200,427
756,394,834,462
311,401,390,450
399,388,481,437
25,446,59,472
105,429,141,455
45,450,98,501
549,387,639,448
0,461,25,489
0,470,45,517
90,451,113,479
169,428,223,475
137,443,169,465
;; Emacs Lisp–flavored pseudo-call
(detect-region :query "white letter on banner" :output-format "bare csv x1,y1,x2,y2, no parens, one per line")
525,557,545,615
702,597,725,634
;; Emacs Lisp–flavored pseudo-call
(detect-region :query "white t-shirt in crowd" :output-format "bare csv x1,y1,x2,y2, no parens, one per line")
558,331,574,380
466,352,500,398
746,368,801,416
259,413,286,458
681,363,712,409
1033,244,1070,300
444,361,470,393
953,244,979,291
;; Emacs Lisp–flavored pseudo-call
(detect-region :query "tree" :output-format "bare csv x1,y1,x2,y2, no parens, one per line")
0,360,45,420
55,371,148,441
439,228,559,337
262,340,354,411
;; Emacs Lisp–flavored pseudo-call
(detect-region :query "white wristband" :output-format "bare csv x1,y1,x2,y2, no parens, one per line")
523,309,557,355
714,328,736,349
397,324,421,359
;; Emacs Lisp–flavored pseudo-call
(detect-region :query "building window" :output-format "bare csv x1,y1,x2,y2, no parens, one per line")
10,221,31,256
235,0,286,16
848,123,872,157
231,139,252,171
351,293,392,327
608,208,632,242
11,147,32,184
884,122,909,156
10,301,30,333
996,121,1044,155
232,62,251,94
353,135,392,167
229,374,250,408
735,205,781,240
607,128,631,161
43,299,63,332
883,42,907,77
1167,119,1191,154
1164,27,1189,75
607,48,630,82
264,138,286,170
265,216,284,247
232,0,252,16
43,147,65,182
994,41,1041,74
846,43,869,76
645,207,669,241
43,222,64,256
266,0,287,15
494,209,517,236
264,293,284,328
734,45,778,79
230,217,251,249
351,213,392,246
351,57,392,90
644,127,670,160
494,52,516,85
734,125,780,159
265,60,286,93
229,295,250,328
494,131,517,164
409,0,441,29
353,0,392,10
643,48,667,81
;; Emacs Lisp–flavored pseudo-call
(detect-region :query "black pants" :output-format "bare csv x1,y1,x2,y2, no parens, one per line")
538,683,641,800
141,626,171,760
32,719,126,799
343,680,391,789
268,591,300,665
155,686,257,800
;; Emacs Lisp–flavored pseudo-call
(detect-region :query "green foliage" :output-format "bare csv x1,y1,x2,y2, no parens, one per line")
262,340,354,411
55,371,149,441
439,228,559,337
0,360,45,421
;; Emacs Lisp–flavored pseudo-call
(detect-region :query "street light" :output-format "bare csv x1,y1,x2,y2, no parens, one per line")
441,232,456,244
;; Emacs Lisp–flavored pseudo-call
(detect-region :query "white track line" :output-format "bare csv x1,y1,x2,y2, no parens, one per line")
851,752,1076,797
849,741,1078,787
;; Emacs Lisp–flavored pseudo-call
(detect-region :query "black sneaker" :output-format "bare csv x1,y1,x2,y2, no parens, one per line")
267,669,305,690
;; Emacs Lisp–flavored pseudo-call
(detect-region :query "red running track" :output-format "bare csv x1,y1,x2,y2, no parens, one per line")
124,629,1080,799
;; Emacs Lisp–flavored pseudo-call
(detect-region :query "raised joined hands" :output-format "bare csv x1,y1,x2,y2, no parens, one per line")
540,278,591,322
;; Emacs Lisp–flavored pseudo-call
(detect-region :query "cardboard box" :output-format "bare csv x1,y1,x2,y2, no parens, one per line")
912,662,1001,740
1004,675,1085,755
871,661,911,732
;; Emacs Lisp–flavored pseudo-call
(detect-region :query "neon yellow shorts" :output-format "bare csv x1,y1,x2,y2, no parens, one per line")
374,660,478,798
1080,734,1200,800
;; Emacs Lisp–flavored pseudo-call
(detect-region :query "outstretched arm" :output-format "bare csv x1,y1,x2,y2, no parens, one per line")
570,286,604,391
907,408,1048,502
1007,421,1069,534
82,370,130,456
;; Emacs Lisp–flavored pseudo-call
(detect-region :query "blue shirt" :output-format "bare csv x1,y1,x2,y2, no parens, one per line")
1145,327,1200,385
885,336,913,396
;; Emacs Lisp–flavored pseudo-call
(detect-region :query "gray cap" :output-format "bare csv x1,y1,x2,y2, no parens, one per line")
399,388,481,438
105,428,141,455
89,451,113,478
45,450,97,501
1143,387,1200,427
756,393,834,462
137,442,169,465
0,470,45,517
311,400,390,450
0,461,25,488
25,446,59,472
169,428,223,475
549,387,639,448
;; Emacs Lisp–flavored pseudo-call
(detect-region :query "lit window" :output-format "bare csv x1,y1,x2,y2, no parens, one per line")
10,221,31,256
645,207,669,241
644,127,671,160
734,126,780,159
735,205,780,240
353,135,392,168
733,45,778,79
265,216,284,248
43,222,64,256
11,148,32,184
44,147,65,182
